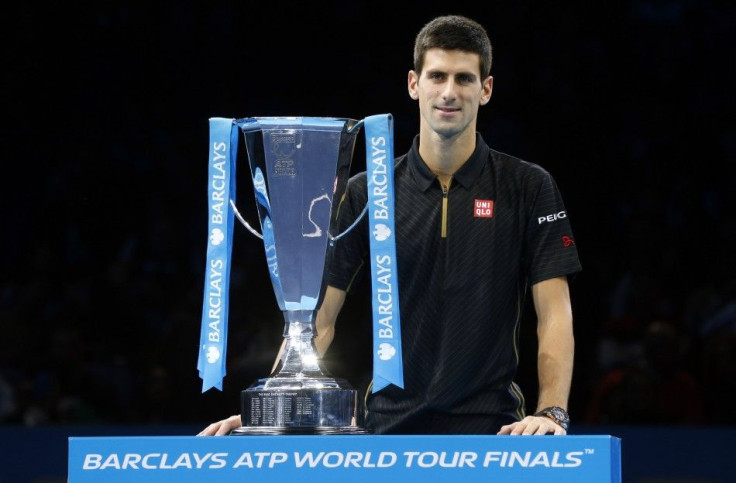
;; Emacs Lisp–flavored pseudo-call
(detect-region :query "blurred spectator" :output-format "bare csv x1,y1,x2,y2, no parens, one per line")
698,332,736,425
585,320,704,425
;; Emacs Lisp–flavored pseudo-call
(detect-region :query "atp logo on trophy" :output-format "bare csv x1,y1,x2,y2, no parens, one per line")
270,131,298,177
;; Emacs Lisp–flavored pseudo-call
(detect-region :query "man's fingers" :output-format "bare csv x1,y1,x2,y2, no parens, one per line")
197,423,216,436
197,415,242,437
521,420,541,435
497,423,514,435
497,416,567,436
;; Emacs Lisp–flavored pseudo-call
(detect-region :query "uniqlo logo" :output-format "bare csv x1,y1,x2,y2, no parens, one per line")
474,199,494,218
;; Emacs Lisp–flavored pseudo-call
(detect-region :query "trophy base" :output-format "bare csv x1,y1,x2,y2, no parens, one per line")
238,375,366,434
229,426,369,435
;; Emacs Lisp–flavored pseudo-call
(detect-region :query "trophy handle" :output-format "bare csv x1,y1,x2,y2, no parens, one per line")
230,117,370,244
230,199,264,240
348,119,364,134
329,204,367,244
231,193,369,244
327,118,368,244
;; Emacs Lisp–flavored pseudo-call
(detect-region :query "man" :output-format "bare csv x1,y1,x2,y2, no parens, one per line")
200,14,581,436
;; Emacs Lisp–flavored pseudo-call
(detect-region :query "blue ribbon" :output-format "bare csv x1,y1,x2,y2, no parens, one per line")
364,114,404,392
197,118,238,392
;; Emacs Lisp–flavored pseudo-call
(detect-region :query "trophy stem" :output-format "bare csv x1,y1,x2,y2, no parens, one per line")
276,310,326,378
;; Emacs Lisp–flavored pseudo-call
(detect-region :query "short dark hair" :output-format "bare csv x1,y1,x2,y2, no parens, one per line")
413,15,493,78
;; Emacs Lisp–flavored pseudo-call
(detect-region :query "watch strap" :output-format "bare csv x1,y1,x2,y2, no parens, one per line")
534,406,570,431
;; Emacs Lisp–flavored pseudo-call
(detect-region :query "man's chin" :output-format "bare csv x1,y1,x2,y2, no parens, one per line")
432,124,463,139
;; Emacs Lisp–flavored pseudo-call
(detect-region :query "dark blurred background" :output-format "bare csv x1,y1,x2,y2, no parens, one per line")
3,0,735,440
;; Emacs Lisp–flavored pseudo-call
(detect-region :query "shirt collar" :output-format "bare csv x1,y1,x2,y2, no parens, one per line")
408,133,490,192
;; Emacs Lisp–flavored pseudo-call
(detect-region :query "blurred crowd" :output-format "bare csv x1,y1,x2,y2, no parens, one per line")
3,162,734,428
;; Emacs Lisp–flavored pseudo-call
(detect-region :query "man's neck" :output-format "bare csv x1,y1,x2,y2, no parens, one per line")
418,128,477,187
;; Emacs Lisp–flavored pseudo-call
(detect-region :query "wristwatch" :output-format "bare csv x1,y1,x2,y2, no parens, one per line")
534,406,570,431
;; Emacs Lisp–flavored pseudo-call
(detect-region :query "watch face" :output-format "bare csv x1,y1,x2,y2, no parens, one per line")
551,407,569,424
538,407,569,430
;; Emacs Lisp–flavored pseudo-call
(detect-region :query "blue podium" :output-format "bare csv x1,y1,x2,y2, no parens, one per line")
68,434,621,482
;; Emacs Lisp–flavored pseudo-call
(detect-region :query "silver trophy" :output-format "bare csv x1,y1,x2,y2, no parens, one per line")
229,117,366,435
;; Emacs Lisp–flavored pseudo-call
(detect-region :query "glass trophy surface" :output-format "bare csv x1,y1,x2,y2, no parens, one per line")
229,117,366,435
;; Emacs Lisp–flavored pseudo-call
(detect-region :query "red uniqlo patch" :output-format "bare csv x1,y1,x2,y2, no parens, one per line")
474,199,494,218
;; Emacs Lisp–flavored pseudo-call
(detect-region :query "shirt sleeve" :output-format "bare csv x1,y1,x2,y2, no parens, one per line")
524,167,582,284
326,173,370,291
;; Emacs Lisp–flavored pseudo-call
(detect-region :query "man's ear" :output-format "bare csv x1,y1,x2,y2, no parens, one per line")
480,76,493,105
408,70,419,100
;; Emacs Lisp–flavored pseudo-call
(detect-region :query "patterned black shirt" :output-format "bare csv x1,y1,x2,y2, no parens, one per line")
327,133,582,434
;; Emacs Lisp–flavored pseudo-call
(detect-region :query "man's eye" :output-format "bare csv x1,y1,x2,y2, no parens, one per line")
429,72,445,81
457,75,475,84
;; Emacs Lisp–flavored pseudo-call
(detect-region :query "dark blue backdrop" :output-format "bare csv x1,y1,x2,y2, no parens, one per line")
2,0,735,453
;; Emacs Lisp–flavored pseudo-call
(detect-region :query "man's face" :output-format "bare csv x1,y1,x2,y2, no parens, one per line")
409,48,493,139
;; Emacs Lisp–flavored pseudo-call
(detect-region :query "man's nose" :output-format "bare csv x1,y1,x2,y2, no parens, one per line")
441,80,457,101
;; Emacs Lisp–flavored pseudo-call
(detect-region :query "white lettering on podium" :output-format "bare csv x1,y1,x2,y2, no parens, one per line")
232,452,288,468
82,452,228,470
403,451,478,468
80,449,588,471
294,451,397,468
482,451,584,468
83,454,102,469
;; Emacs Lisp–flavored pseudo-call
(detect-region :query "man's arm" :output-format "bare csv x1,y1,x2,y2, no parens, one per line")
534,276,574,413
198,285,347,436
498,276,574,435
314,285,347,355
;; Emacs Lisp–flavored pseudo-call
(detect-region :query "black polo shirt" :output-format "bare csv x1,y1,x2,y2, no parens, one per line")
327,133,582,434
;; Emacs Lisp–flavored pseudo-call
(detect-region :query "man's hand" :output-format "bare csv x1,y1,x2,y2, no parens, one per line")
497,415,566,435
197,414,242,436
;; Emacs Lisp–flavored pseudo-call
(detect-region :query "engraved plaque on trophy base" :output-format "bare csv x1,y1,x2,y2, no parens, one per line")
230,376,368,435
